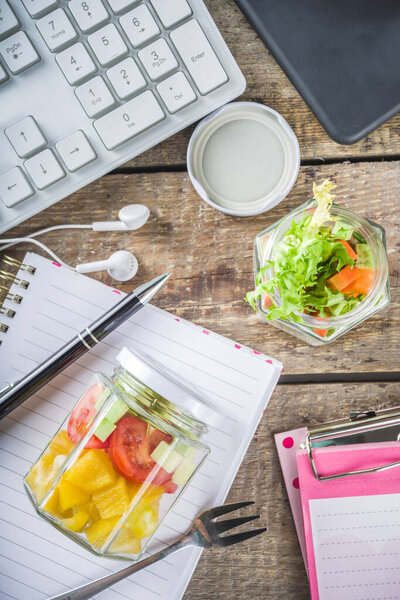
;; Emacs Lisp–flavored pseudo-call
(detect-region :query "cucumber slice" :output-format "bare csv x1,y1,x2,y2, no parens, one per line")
94,387,111,410
93,418,117,442
93,396,129,442
150,441,183,473
175,441,196,460
104,397,129,423
172,458,197,487
356,244,374,269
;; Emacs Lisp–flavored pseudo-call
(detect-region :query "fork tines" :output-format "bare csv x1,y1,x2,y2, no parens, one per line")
204,500,255,519
201,501,267,547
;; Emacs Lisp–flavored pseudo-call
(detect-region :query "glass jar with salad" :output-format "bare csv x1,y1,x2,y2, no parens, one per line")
247,179,390,346
24,347,221,560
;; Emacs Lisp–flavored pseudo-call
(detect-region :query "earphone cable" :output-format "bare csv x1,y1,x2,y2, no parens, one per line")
0,237,74,271
0,224,91,252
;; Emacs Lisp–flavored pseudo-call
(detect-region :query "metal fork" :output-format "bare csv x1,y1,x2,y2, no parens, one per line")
49,501,266,600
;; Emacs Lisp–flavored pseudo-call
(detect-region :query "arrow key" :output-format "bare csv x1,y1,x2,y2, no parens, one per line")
56,131,97,172
25,149,65,190
5,116,47,158
0,167,34,208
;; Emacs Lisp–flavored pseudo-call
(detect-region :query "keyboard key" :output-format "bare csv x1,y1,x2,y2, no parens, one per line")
56,131,97,171
138,38,178,81
68,0,109,33
5,116,47,158
0,63,8,84
21,0,59,18
75,75,115,117
0,32,40,75
0,2,20,40
36,8,78,52
0,167,34,208
120,5,160,48
56,42,96,85
25,149,65,189
150,0,192,28
106,56,146,99
157,71,196,113
94,90,164,150
106,0,138,14
87,23,128,67
170,20,228,95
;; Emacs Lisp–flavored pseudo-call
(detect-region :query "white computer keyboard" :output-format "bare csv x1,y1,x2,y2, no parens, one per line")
0,0,245,233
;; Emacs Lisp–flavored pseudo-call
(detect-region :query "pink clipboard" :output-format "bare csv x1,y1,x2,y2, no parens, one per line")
297,442,400,600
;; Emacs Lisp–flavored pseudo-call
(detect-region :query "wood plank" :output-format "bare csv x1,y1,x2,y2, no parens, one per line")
125,0,400,169
6,161,400,375
184,381,400,600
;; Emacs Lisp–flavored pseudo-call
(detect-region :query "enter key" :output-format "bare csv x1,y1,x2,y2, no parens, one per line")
170,20,228,95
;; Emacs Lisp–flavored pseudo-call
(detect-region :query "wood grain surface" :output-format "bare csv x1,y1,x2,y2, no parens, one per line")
126,0,400,169
8,161,400,376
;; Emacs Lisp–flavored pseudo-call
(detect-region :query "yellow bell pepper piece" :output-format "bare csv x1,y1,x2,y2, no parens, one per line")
85,516,121,549
25,448,58,502
57,479,90,512
109,527,141,555
61,508,90,532
92,477,130,519
126,506,158,540
63,449,116,494
49,430,75,456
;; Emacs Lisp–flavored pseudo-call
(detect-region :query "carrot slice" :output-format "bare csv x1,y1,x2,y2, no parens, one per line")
328,265,360,292
263,293,273,309
336,239,357,261
313,328,329,337
307,308,329,337
342,268,374,296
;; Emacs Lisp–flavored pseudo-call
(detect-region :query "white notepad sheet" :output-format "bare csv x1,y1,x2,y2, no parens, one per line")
0,252,281,600
309,493,400,600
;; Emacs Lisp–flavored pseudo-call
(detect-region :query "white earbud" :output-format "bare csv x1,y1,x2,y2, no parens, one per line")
0,204,148,282
76,250,138,281
92,205,150,232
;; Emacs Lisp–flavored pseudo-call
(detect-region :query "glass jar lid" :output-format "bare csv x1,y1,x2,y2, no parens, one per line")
116,347,222,428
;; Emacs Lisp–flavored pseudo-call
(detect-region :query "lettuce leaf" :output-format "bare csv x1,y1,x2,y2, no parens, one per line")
246,179,362,322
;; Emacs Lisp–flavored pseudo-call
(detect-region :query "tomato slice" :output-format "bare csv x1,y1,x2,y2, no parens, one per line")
67,383,109,449
108,416,177,491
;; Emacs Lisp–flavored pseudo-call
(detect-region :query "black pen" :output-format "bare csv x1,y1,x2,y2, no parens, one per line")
0,273,171,420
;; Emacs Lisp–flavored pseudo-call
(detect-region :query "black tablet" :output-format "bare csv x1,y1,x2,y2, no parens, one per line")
234,0,400,144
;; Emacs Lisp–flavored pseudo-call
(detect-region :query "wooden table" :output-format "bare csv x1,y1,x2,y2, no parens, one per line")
7,1,400,598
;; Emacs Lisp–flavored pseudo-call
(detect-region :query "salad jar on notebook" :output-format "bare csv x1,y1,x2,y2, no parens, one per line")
247,179,390,346
24,347,221,560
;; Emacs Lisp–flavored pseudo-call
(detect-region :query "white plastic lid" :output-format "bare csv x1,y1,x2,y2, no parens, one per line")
116,346,222,428
187,102,300,216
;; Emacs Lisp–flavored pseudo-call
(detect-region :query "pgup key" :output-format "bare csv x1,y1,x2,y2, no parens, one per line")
0,32,40,75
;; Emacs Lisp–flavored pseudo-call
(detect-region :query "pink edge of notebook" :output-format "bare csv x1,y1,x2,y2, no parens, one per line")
274,428,309,569
296,442,400,600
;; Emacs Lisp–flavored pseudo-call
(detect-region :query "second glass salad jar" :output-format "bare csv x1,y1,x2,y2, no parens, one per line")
253,199,390,346
24,347,221,560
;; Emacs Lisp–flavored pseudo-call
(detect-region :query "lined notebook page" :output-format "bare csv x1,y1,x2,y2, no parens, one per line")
0,252,281,600
309,494,400,600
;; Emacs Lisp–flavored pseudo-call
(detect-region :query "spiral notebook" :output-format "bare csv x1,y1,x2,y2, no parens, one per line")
0,252,281,600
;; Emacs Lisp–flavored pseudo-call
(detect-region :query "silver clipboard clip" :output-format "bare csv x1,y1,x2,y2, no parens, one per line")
305,407,400,481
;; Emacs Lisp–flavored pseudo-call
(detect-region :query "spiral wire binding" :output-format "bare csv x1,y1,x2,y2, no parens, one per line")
2,255,36,275
0,255,35,345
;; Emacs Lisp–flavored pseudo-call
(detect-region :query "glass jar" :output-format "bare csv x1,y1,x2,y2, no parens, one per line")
253,199,390,346
24,347,221,560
